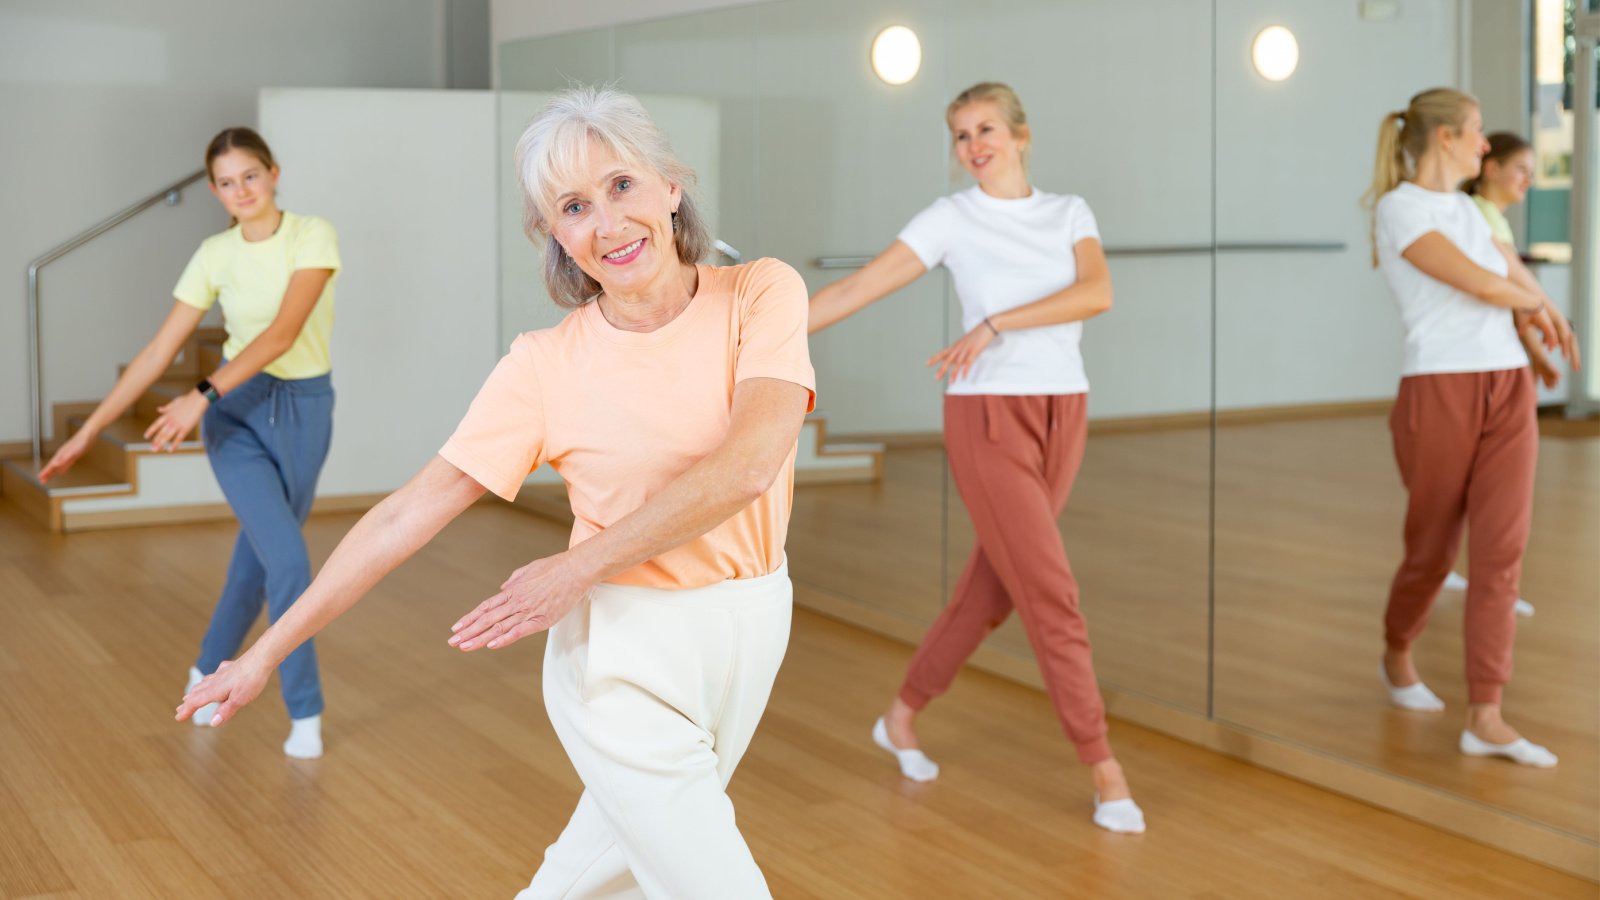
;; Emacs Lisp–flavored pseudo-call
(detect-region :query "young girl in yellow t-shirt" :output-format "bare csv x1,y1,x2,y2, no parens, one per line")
40,127,341,759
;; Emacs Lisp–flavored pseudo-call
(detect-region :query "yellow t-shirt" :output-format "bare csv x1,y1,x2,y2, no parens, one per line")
1470,193,1516,248
173,211,340,379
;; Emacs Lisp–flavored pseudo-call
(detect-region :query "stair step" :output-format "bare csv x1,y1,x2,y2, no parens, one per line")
1,456,133,508
70,414,201,449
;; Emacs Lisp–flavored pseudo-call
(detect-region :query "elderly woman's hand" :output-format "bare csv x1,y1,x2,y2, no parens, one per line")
450,552,597,650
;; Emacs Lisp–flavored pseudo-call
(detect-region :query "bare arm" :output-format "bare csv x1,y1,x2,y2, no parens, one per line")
449,376,813,650
178,456,487,725
928,237,1113,382
1402,233,1542,312
1496,241,1580,375
808,241,927,334
990,237,1114,331
144,268,333,452
211,268,332,393
38,300,205,482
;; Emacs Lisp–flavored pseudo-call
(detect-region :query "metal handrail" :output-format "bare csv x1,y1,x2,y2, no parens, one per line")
24,169,207,466
814,240,1348,269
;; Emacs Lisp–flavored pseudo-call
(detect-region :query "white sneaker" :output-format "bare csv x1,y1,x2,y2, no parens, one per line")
1459,730,1558,768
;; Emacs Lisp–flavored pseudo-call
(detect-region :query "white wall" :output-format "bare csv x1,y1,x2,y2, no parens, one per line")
259,89,499,495
489,0,754,79
0,0,448,447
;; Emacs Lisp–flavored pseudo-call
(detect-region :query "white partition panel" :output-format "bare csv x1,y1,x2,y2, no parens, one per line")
260,88,501,497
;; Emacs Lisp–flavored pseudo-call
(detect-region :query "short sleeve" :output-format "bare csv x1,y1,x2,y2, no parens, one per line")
172,243,218,310
1067,196,1102,245
734,259,817,413
896,198,952,270
291,216,341,272
438,335,547,501
1376,191,1436,257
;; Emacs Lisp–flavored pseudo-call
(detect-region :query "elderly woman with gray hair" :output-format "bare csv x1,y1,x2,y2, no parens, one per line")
177,86,816,898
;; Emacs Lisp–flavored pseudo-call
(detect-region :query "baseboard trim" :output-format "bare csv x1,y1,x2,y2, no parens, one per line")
827,398,1401,446
790,582,1598,882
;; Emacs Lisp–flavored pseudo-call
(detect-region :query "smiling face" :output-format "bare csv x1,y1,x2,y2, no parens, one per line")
547,138,682,300
949,100,1028,186
1482,147,1534,206
207,148,278,223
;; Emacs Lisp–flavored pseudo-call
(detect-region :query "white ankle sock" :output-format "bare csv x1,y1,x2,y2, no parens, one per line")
1093,794,1146,834
1459,730,1558,768
1379,661,1444,711
284,715,323,759
186,667,219,727
871,717,938,782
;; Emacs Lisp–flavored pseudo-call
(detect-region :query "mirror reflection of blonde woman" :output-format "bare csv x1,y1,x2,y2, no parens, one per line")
810,83,1142,834
1365,88,1577,767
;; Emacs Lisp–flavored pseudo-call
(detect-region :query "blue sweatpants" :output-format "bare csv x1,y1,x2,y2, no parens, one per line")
195,369,334,720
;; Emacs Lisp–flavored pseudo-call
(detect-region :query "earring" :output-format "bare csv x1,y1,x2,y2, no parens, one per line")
672,211,680,234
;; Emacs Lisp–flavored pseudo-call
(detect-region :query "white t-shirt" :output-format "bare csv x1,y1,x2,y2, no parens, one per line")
1375,181,1526,376
897,186,1101,395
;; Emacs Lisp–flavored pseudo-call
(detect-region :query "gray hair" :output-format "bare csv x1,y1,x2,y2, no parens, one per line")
515,86,712,308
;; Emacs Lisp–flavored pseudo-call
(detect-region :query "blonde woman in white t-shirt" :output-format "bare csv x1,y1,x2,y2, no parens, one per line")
809,82,1142,834
1363,88,1577,767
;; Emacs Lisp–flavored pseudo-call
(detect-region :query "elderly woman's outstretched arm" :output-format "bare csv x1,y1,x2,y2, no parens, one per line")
177,457,488,725
448,376,811,650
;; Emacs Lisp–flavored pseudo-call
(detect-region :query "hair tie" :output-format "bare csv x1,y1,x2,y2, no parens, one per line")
1395,110,1407,122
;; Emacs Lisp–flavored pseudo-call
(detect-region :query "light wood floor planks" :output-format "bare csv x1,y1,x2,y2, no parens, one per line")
0,500,1592,898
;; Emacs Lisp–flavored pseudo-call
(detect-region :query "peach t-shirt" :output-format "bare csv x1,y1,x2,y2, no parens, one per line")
440,258,816,589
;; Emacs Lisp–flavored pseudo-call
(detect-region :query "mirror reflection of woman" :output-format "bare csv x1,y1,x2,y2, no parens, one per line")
809,82,1142,834
1364,89,1578,768
41,127,340,760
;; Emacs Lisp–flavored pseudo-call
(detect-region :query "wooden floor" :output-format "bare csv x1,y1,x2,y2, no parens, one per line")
787,415,1598,841
1,502,1594,898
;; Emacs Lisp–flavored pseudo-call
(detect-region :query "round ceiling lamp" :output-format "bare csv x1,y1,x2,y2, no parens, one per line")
871,26,922,85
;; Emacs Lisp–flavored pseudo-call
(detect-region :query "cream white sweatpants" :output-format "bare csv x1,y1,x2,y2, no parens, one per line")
516,562,793,900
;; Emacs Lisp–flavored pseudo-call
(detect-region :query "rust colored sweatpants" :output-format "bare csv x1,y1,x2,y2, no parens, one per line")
899,394,1111,765
1384,367,1538,705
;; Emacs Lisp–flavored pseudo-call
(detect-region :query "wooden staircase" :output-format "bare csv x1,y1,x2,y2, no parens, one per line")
1,328,227,532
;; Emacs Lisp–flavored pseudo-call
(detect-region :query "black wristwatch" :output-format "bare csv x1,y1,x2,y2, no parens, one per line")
195,378,221,404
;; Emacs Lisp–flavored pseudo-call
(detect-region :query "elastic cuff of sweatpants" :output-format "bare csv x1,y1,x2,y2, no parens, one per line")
1075,734,1112,766
897,684,932,712
1468,682,1504,705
